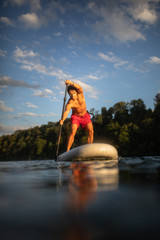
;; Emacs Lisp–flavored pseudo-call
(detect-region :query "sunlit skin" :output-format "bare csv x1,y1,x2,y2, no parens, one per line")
60,80,94,151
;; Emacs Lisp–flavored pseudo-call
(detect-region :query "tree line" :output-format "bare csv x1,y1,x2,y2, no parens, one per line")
0,94,160,161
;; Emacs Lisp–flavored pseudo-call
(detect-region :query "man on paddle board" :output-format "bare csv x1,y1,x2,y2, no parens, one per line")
60,80,94,151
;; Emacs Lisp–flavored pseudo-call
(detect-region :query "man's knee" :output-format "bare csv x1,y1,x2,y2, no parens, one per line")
89,128,94,136
87,125,94,135
71,125,78,136
71,129,77,136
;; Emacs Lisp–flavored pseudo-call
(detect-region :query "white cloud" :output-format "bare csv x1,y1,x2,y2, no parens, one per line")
0,100,13,112
14,46,37,58
14,46,71,80
44,0,65,21
4,0,42,11
125,63,147,73
107,11,145,42
0,75,39,89
0,122,40,136
98,52,128,68
32,88,55,98
0,49,7,57
0,86,7,93
25,102,39,108
3,0,27,7
78,74,99,82
88,1,146,43
19,12,46,29
60,19,65,27
148,56,160,64
48,67,71,79
2,0,159,43
98,52,118,63
0,17,14,26
12,46,97,100
44,88,55,95
127,1,158,24
0,123,25,135
21,60,70,78
18,112,56,118
54,32,62,37
87,75,98,80
19,112,37,117
32,89,47,98
30,0,42,11
87,0,160,43
20,62,48,75
20,65,33,71
98,51,146,73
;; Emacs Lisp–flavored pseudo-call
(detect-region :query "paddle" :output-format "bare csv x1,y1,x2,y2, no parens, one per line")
56,84,68,159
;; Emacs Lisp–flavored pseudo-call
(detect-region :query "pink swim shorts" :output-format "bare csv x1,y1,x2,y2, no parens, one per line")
71,112,92,128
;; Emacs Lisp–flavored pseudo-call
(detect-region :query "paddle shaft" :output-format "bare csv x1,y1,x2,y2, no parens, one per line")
56,84,68,157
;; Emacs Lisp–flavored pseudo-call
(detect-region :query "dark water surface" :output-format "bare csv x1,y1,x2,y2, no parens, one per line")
0,157,160,240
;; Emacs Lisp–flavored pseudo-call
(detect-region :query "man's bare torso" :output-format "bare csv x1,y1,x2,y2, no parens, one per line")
70,93,87,117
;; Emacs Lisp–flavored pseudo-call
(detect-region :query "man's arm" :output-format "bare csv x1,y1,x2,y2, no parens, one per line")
59,100,72,125
65,80,83,94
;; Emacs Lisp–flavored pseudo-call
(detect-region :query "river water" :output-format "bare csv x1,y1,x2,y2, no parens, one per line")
0,157,160,240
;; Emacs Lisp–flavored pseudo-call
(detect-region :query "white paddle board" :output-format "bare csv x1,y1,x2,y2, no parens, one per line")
57,143,118,161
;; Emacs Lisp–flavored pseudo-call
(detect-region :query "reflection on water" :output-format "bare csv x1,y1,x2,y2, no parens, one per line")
68,163,98,212
64,161,118,212
0,157,160,240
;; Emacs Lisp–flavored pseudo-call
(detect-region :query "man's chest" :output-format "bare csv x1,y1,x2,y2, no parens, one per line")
73,97,85,109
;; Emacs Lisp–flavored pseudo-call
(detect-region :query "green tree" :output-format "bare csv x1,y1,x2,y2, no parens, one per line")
129,99,146,123
101,107,113,124
152,93,160,154
34,137,47,157
112,102,129,125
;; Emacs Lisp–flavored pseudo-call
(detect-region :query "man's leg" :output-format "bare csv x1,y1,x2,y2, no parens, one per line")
67,124,78,151
86,122,94,144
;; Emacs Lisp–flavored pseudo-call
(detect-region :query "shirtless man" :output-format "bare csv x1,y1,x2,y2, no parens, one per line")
60,80,94,151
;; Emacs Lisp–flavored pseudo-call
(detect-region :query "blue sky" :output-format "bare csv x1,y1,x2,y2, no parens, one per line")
0,0,160,136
